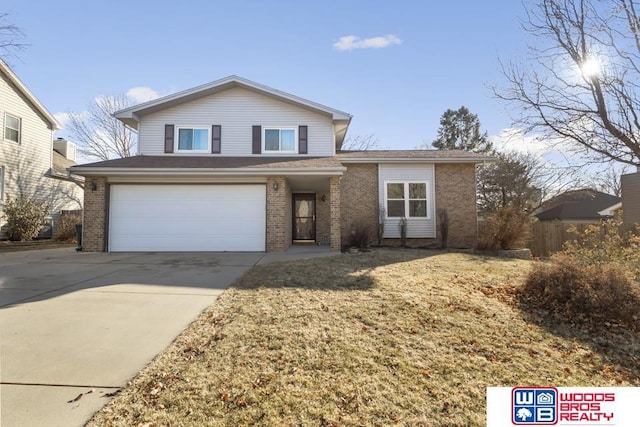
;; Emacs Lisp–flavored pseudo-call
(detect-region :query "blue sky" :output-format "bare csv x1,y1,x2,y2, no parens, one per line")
5,0,529,149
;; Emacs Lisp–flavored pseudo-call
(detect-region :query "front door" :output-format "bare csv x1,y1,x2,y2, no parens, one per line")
292,193,316,241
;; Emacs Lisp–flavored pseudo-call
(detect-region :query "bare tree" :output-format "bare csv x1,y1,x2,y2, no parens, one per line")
67,94,137,161
478,149,585,214
0,13,28,60
495,0,640,167
341,134,382,151
591,163,631,196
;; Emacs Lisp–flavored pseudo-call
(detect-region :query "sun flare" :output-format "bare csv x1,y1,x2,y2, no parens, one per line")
581,58,601,78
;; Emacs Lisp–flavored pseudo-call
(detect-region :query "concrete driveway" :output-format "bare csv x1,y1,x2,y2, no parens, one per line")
0,247,332,427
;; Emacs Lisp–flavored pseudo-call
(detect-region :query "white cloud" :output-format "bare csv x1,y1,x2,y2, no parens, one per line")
490,128,550,156
333,34,402,51
125,86,160,103
53,112,72,130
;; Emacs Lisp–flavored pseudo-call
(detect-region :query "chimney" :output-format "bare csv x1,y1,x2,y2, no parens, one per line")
53,138,77,161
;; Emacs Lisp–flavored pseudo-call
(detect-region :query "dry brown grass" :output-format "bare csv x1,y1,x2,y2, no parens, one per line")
88,249,640,427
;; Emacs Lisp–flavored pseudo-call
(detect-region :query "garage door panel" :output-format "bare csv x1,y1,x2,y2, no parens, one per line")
109,185,266,252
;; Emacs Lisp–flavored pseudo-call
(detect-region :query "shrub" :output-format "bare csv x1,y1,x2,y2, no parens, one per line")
2,197,49,241
562,216,640,280
53,213,82,242
523,254,640,329
377,206,385,246
479,206,530,250
399,217,407,248
349,223,373,248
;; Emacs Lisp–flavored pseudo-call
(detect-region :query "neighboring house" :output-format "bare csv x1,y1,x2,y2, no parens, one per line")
621,169,640,229
0,60,83,238
535,189,621,223
71,76,492,252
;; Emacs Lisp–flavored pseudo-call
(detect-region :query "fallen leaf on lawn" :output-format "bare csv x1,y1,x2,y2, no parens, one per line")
67,393,83,403
102,389,121,398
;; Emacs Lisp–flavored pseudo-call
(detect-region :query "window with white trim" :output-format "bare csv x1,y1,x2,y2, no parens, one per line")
4,113,21,143
264,128,296,152
176,127,209,152
385,182,428,218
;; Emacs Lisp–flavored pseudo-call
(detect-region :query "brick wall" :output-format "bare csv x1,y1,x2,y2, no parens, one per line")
315,191,330,245
82,177,107,252
266,176,291,252
434,163,477,248
340,164,379,247
330,176,342,251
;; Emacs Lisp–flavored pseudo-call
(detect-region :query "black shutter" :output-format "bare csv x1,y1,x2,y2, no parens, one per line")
211,125,221,154
298,125,308,154
252,125,262,154
164,124,174,153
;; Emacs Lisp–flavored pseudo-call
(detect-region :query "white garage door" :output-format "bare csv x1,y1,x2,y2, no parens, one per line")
109,184,266,252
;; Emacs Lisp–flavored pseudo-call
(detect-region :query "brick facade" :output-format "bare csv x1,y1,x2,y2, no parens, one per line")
329,176,342,251
82,177,107,252
315,191,330,245
340,164,379,247
79,162,478,253
266,176,291,252
435,163,478,248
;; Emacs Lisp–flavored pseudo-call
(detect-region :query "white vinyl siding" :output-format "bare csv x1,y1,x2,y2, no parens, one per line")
379,164,435,238
0,166,4,200
138,87,335,156
109,184,266,252
0,70,84,238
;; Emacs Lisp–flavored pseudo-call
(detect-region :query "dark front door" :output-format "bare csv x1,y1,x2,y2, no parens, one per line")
293,193,316,241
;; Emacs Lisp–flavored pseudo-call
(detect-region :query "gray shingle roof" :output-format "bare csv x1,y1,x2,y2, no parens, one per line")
336,150,495,161
536,189,621,220
71,156,344,170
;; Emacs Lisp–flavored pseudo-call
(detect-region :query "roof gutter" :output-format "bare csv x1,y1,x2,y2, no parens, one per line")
337,157,496,164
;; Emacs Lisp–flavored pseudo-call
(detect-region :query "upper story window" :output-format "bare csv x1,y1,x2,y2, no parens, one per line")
4,113,21,143
177,127,209,153
264,128,297,153
385,181,429,218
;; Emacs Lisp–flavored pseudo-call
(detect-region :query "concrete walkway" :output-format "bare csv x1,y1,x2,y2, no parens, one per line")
0,246,338,427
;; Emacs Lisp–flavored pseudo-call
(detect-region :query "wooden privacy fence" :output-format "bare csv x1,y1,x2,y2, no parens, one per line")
530,222,591,257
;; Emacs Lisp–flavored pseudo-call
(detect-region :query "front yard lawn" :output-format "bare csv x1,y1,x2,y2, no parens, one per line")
88,249,640,426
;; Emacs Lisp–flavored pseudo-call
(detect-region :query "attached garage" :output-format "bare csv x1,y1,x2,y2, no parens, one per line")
108,184,266,252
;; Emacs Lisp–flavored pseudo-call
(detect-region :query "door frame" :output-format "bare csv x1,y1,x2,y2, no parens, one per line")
292,192,316,243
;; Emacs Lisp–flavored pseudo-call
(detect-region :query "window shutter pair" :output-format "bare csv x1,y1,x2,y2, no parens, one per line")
163,124,221,154
251,125,308,154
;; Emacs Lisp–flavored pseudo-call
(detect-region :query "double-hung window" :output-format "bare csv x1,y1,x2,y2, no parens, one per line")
177,127,209,152
385,182,428,218
4,113,21,143
264,128,296,153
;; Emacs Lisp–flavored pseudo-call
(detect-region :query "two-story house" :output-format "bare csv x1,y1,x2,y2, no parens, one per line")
71,76,492,252
0,60,83,238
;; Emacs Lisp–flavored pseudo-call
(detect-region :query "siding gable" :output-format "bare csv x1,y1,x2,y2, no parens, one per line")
137,87,334,156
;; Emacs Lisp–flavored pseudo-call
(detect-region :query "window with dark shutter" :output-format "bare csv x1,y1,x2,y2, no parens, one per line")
298,125,308,154
252,125,262,154
164,124,175,153
211,125,221,154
